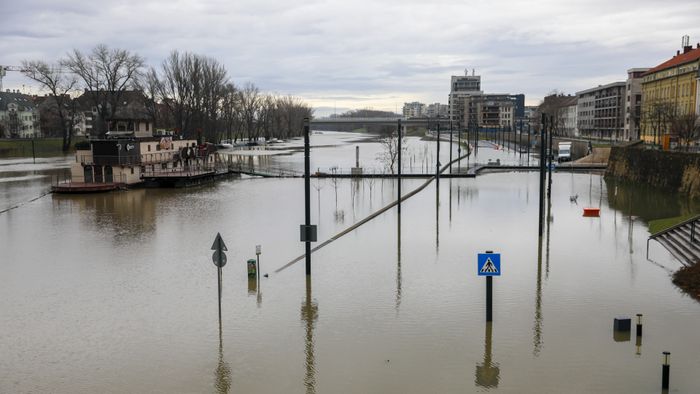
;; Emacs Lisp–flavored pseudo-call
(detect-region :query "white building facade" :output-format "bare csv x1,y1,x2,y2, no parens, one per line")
0,91,40,138
449,73,482,128
624,68,649,141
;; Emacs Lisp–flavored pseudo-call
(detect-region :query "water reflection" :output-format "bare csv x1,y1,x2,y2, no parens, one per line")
605,177,700,223
214,317,232,393
533,236,544,356
475,322,500,388
52,189,156,244
396,212,402,312
301,276,318,394
435,184,440,252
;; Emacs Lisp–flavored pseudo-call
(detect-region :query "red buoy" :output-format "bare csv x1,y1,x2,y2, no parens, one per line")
583,208,600,217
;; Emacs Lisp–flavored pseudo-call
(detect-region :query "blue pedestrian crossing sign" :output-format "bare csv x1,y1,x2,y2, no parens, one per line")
478,253,501,276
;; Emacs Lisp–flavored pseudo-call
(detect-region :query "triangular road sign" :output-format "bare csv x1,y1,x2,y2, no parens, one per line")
480,258,499,273
211,233,228,252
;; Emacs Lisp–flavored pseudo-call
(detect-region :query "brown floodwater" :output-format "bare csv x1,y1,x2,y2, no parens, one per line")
1,133,699,393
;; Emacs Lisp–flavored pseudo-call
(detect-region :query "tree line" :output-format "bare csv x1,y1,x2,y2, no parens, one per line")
21,44,313,151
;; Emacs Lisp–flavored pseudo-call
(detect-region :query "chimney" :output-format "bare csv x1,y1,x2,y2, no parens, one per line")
677,50,681,56
684,45,693,54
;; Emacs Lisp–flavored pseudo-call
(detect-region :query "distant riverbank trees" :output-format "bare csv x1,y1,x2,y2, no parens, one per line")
22,44,312,147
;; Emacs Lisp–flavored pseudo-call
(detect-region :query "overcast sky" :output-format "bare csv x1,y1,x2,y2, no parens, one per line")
2,0,699,115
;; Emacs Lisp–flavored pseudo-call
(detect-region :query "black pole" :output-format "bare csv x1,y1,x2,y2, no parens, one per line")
527,124,531,166
217,266,222,325
519,120,523,161
486,276,493,322
436,123,441,183
397,119,402,213
458,127,462,171
304,118,311,276
662,352,670,390
31,138,36,164
449,121,453,173
538,114,547,237
547,115,554,199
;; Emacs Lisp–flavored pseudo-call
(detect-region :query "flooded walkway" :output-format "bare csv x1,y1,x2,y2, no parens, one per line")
1,133,699,393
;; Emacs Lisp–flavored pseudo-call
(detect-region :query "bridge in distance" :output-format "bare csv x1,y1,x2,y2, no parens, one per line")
310,117,453,127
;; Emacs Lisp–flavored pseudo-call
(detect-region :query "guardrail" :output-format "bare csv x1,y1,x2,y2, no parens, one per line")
647,214,700,259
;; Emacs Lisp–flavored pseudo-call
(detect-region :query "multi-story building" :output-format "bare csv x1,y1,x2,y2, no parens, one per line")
640,37,700,143
560,97,578,137
0,90,40,138
402,101,426,118
448,72,482,128
425,103,448,118
624,68,649,141
464,94,515,129
697,68,700,115
576,82,626,140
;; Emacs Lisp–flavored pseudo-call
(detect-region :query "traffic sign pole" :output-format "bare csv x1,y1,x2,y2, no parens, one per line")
478,251,500,322
211,233,228,327
486,276,493,322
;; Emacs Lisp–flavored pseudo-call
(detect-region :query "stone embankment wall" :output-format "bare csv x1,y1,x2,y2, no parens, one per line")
606,146,700,199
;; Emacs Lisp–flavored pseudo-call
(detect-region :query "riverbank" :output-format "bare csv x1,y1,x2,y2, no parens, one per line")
0,138,86,158
673,264,700,300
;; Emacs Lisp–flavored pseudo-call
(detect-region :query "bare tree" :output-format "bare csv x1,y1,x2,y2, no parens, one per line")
671,113,700,150
239,83,261,142
63,44,144,137
377,130,407,174
135,67,162,130
21,60,78,151
220,83,241,142
641,98,677,146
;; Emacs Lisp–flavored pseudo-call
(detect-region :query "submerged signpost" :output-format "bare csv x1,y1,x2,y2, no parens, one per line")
211,233,228,325
478,251,501,322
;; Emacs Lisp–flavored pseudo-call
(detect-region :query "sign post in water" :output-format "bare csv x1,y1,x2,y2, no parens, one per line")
478,251,501,322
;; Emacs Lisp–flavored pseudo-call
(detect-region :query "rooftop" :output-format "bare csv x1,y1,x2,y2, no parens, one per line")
644,44,700,75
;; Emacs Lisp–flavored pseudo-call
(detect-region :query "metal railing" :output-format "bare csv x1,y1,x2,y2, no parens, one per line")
647,213,700,258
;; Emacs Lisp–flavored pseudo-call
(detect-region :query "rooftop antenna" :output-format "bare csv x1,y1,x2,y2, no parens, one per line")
472,68,475,76
465,68,468,76
682,35,690,48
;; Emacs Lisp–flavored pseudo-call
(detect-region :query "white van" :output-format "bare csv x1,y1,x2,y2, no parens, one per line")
557,142,572,162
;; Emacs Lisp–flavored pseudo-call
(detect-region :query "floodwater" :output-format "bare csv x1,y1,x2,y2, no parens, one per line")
1,132,699,393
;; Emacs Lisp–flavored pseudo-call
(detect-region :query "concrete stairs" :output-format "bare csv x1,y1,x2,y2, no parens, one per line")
651,219,700,266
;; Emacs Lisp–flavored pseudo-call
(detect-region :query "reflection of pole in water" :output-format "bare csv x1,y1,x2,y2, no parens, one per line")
396,212,402,312
546,196,552,279
215,314,232,393
449,179,453,224
533,237,544,356
436,183,440,252
301,276,318,394
475,322,500,388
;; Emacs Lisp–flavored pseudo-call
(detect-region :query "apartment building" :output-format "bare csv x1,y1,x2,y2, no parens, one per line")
624,68,649,140
576,82,626,140
0,90,40,138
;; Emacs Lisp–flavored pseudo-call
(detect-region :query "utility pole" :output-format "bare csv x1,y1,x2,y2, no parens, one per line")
436,123,441,183
397,119,402,213
449,120,453,173
304,118,312,275
538,115,547,237
547,115,554,199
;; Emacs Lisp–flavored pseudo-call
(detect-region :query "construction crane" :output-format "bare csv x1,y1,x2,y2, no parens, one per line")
0,65,28,92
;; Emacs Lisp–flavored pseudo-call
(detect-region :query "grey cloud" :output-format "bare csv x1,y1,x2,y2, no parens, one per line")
2,0,700,110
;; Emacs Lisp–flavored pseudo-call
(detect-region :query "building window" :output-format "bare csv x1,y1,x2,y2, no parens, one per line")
148,144,151,152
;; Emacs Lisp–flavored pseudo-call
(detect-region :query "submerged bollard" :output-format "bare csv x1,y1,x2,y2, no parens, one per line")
636,314,643,337
247,259,257,277
662,351,670,390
